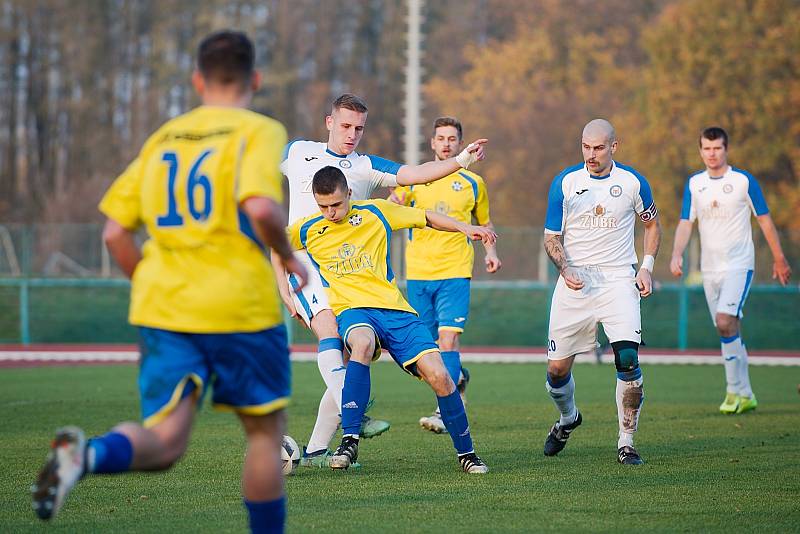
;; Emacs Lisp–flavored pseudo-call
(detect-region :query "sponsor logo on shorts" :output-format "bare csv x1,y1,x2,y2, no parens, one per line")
454,317,466,323
342,401,359,409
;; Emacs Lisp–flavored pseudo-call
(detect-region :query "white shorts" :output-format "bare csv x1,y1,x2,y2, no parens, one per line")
702,269,753,323
287,250,331,327
547,266,641,360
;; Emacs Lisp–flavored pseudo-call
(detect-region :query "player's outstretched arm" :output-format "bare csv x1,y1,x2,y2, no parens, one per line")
242,196,308,290
102,218,142,279
756,213,792,285
395,139,487,186
543,233,583,290
424,210,497,245
669,219,693,278
636,216,662,298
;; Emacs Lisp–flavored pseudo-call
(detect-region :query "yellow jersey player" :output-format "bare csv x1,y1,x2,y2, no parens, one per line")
31,31,305,534
287,165,495,473
391,117,501,433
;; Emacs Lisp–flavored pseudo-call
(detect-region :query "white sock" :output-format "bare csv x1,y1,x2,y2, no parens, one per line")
305,388,341,454
720,336,742,394
317,345,346,409
616,376,643,449
737,341,753,397
546,374,577,426
305,342,347,454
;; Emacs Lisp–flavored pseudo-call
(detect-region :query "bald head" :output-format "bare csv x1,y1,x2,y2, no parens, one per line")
582,119,616,144
581,119,618,176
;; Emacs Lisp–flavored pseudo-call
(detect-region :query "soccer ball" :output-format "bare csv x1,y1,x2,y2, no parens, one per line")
281,435,301,475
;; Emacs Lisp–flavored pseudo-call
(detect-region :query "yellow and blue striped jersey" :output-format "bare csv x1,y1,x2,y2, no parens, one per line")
99,106,287,333
287,199,427,315
395,169,491,280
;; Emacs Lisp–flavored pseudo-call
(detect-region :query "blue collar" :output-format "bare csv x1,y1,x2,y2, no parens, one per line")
325,147,347,158
587,161,614,180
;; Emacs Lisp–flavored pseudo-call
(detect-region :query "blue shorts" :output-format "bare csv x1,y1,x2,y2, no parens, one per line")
336,308,439,376
406,278,471,338
137,325,290,428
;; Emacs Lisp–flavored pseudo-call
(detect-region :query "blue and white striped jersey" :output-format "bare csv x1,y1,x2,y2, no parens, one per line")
544,161,657,268
680,166,768,272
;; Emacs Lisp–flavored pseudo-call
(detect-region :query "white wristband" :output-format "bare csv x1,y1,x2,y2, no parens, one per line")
455,143,479,169
640,255,655,272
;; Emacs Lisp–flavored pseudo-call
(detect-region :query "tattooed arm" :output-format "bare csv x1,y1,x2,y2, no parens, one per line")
544,233,583,290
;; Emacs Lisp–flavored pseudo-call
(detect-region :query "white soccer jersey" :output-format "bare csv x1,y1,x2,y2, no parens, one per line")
281,140,402,223
544,161,657,268
680,166,769,272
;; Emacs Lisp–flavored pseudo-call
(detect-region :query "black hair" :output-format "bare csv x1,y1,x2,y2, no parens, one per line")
312,166,348,195
197,30,255,86
700,126,728,148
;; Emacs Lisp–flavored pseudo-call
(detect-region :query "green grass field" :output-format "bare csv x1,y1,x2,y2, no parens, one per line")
2,362,799,533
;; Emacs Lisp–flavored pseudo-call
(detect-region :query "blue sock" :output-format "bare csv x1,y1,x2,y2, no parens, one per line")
437,390,473,455
440,351,462,385
244,496,285,534
87,432,133,474
341,361,370,436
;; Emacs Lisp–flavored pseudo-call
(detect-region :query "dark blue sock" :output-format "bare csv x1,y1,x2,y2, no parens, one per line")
87,432,133,474
437,390,473,455
440,351,462,385
244,496,285,534
341,361,370,436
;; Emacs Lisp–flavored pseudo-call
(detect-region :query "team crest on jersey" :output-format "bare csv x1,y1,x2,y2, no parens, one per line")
610,185,622,197
594,204,606,216
451,181,464,191
348,214,363,226
435,201,450,214
339,159,353,169
723,184,733,194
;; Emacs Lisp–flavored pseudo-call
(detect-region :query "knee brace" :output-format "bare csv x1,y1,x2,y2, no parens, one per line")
612,340,641,381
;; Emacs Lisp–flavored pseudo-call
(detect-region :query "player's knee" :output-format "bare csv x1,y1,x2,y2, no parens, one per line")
418,355,455,395
310,310,338,338
546,360,571,381
438,330,459,351
347,333,375,362
714,314,738,337
612,340,641,381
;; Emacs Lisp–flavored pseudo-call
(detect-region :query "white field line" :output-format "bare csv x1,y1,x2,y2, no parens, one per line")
1,350,799,366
